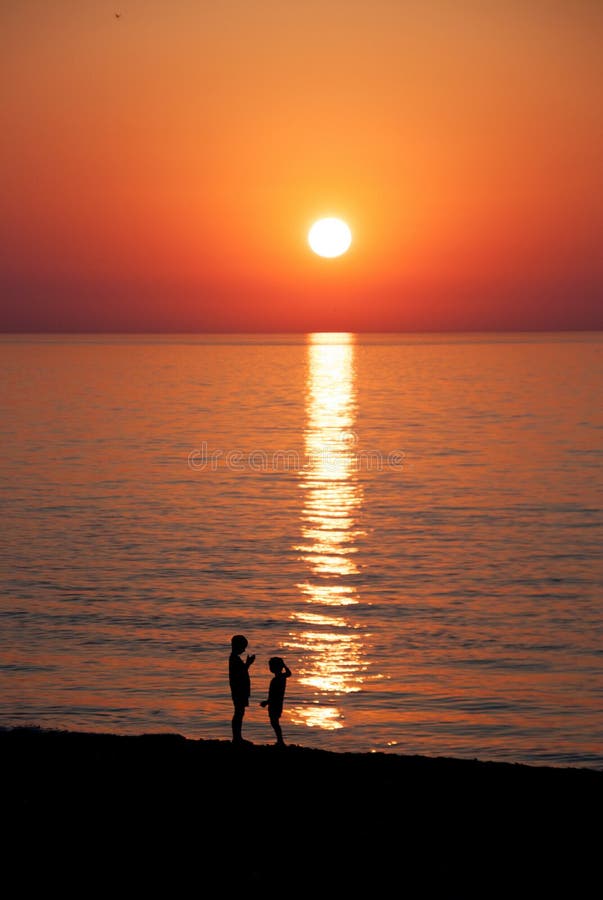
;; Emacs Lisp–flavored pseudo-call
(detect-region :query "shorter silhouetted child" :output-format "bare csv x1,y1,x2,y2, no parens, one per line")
260,656,291,746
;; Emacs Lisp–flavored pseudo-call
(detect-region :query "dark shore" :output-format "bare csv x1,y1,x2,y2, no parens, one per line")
3,726,601,888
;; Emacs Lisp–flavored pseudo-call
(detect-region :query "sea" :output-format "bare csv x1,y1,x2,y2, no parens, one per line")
1,332,602,767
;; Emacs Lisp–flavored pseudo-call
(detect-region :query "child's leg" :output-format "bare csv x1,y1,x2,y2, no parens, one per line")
232,702,245,742
270,713,284,745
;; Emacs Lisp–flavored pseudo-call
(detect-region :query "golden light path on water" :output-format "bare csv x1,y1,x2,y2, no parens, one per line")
287,333,367,730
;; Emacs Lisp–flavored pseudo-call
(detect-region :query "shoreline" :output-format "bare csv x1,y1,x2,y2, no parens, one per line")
4,725,601,885
3,723,601,775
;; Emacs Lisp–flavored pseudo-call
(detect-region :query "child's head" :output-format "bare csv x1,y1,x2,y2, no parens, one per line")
269,656,285,674
231,634,248,654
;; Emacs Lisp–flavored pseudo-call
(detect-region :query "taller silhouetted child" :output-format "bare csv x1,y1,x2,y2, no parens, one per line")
229,634,255,744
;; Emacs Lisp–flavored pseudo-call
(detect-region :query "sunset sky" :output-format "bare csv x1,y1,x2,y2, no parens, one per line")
1,0,602,332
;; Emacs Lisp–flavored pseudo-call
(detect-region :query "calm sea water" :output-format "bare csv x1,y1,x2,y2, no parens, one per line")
1,333,602,767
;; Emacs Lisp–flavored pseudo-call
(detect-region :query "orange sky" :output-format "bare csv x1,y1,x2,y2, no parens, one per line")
1,0,602,331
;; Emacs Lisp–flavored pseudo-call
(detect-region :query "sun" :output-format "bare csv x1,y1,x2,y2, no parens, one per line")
308,218,352,258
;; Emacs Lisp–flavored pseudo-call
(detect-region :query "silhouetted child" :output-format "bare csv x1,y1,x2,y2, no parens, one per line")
229,634,255,744
260,657,291,746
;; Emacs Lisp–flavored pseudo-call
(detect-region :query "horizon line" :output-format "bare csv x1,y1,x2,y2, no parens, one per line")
1,328,603,336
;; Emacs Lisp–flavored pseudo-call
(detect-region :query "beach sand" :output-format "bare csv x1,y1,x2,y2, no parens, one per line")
3,727,600,889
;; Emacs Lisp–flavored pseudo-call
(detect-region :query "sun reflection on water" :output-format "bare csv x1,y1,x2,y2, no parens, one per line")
288,332,367,731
